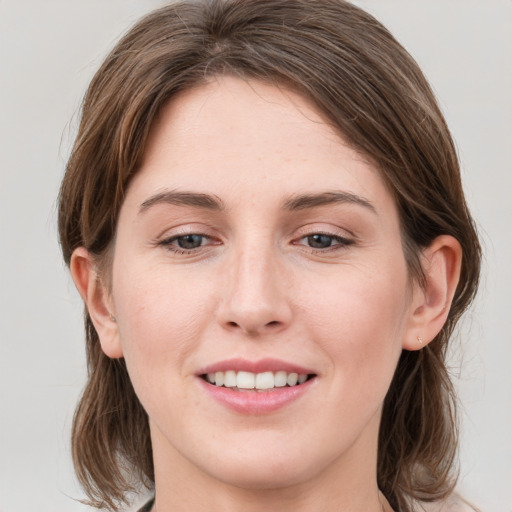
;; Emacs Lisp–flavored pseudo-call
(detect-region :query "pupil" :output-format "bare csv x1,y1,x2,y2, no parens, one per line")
178,234,202,249
308,234,332,248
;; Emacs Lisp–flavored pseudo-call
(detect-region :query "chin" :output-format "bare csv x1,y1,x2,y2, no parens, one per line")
195,436,337,491
208,458,311,491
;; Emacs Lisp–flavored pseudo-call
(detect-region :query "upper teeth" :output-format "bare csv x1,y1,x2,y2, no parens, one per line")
206,370,309,389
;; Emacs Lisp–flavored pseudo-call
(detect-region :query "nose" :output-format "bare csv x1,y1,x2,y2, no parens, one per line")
216,243,293,337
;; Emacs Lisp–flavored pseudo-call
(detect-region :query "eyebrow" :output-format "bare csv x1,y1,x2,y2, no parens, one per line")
139,189,376,215
282,191,377,213
139,190,225,213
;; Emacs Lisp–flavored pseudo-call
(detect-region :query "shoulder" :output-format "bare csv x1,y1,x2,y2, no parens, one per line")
415,494,479,512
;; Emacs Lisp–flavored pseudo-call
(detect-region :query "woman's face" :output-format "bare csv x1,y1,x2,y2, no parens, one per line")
108,77,418,490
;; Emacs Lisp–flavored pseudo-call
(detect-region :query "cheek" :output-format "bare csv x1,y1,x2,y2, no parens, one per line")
112,263,216,380
297,261,409,377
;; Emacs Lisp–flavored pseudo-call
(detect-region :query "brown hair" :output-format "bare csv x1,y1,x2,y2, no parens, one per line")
58,1,481,510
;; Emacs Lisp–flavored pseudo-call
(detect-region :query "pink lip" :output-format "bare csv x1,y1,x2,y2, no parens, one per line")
196,358,317,415
199,377,315,415
197,357,314,375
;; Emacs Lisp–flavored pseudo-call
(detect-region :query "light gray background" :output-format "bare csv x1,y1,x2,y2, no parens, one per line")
0,1,510,511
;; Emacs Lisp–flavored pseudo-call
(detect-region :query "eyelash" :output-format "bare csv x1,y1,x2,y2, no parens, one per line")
295,233,354,252
158,233,213,254
157,231,354,255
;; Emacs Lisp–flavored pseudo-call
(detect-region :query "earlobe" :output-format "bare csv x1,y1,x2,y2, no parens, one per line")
403,235,462,351
70,247,123,358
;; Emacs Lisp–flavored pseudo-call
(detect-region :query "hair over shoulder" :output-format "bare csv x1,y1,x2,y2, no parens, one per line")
58,1,481,511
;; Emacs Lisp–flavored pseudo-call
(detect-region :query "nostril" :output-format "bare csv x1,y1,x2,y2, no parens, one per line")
223,319,282,335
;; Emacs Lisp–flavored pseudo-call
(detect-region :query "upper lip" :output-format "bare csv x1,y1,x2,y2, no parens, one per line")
197,358,315,376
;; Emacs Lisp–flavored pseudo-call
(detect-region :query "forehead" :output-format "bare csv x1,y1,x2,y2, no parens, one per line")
127,76,392,214
146,77,345,159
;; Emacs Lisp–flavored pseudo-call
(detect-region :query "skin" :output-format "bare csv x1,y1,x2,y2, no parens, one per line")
71,77,462,512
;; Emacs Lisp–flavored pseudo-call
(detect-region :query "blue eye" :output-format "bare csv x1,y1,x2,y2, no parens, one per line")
297,233,354,252
174,234,206,249
306,234,337,249
159,233,210,252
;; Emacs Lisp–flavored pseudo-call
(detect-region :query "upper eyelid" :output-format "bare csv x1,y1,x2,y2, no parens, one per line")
292,223,356,239
159,233,213,245
294,233,354,246
298,233,351,241
155,223,217,239
168,233,208,241
153,221,356,242
165,232,210,240
296,230,351,238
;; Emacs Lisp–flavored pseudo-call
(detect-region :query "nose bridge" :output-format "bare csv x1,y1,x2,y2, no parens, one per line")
218,234,291,335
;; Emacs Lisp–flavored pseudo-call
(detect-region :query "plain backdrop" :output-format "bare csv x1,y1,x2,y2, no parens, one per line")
0,1,511,511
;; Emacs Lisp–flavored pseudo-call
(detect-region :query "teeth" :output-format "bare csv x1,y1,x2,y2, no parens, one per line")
274,371,287,387
205,370,311,389
224,370,237,387
255,371,274,390
287,373,298,386
237,371,255,389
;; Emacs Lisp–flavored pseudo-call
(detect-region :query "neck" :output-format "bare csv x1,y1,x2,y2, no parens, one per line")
151,472,386,512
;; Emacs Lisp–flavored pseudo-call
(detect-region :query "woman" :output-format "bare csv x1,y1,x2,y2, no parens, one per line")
58,1,481,511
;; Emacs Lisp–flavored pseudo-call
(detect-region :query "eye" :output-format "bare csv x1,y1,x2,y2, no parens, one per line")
306,234,337,249
173,234,207,249
297,233,354,251
159,233,212,252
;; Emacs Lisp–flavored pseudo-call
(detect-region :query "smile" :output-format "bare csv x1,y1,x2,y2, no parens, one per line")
203,370,313,390
198,359,317,414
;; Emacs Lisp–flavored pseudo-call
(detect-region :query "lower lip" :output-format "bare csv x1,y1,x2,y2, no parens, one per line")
199,378,315,414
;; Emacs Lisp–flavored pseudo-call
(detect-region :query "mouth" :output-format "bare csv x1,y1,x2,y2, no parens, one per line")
201,370,316,391
197,358,317,413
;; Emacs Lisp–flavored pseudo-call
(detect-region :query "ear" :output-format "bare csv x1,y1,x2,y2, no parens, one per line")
402,235,462,351
70,247,123,358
